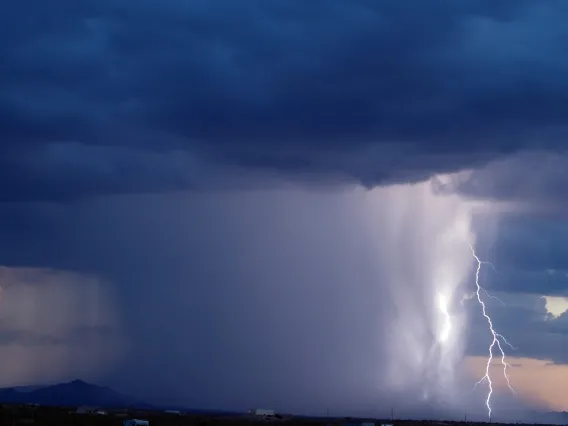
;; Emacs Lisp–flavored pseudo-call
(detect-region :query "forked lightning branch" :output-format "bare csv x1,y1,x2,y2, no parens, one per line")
469,244,516,420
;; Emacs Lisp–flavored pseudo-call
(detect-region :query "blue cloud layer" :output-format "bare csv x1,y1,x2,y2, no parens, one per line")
2,0,568,199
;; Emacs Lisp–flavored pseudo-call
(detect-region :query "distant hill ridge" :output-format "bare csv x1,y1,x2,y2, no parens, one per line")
0,379,153,409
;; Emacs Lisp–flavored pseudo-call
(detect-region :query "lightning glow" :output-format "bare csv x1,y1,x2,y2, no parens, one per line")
437,292,452,343
367,178,477,407
469,244,516,420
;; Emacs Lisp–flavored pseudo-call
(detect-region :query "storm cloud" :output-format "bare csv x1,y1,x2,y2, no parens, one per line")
2,0,568,200
1,0,568,420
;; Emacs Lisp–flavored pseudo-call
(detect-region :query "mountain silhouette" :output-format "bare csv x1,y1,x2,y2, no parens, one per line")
0,379,152,408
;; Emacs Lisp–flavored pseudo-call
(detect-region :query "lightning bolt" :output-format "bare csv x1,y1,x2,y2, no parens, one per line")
480,287,506,307
469,244,516,421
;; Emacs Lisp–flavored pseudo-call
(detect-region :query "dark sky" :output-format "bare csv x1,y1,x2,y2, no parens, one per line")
1,0,568,421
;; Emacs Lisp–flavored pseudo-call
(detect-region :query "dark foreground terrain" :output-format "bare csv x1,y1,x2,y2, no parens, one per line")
0,381,560,426
0,405,558,426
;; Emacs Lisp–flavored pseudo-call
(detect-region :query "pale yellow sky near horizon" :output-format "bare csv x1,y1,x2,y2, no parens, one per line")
543,295,568,318
466,356,568,412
